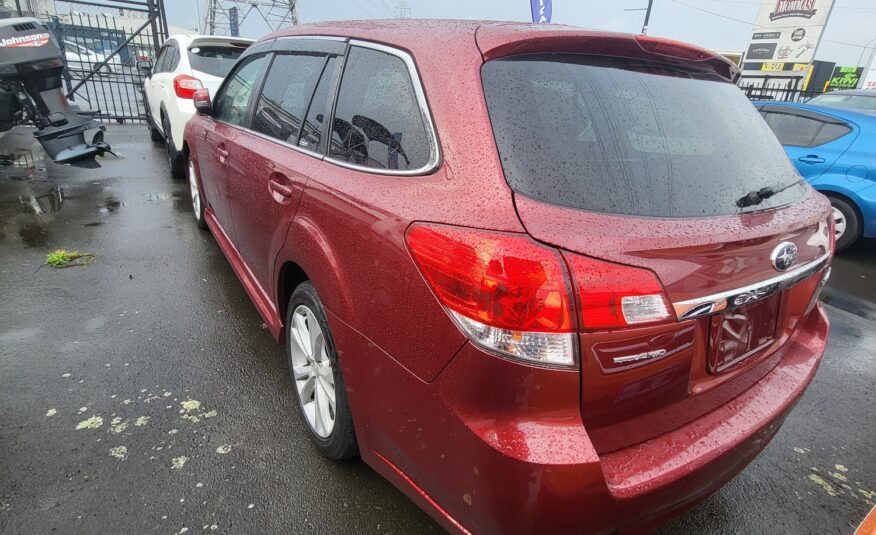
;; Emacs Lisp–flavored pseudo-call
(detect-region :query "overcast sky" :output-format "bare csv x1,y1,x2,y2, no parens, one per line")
163,0,876,67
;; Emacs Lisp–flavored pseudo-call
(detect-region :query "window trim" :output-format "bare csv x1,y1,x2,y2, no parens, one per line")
324,39,442,176
211,52,271,128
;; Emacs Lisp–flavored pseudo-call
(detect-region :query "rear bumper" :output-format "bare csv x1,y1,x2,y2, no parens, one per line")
333,303,829,535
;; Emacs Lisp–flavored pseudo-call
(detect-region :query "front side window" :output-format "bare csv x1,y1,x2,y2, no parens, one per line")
213,54,267,126
481,54,805,217
329,46,433,171
251,53,327,144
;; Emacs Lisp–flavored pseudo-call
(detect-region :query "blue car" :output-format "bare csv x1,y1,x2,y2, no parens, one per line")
755,101,876,250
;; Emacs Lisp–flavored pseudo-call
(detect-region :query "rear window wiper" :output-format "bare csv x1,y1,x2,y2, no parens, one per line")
736,179,804,208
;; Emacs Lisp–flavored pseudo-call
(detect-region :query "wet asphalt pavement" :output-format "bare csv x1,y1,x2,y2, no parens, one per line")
0,125,874,534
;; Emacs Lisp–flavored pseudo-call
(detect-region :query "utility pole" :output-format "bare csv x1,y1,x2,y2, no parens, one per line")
641,0,654,35
624,0,654,35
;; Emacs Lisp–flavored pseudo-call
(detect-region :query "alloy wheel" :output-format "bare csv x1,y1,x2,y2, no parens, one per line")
832,205,847,242
289,305,336,438
188,158,201,219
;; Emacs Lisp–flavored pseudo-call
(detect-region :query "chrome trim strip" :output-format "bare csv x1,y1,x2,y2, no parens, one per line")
322,39,441,177
673,252,831,320
274,35,348,42
239,125,325,160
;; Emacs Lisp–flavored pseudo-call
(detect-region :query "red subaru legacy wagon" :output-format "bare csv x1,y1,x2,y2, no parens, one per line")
183,20,833,535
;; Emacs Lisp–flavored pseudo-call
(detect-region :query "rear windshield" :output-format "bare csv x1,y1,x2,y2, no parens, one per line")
481,55,806,218
807,93,876,112
188,45,246,78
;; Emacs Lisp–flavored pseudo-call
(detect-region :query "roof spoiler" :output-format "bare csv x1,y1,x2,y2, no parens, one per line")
477,28,739,83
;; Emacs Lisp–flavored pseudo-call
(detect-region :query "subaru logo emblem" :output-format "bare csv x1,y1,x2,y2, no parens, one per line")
771,242,798,272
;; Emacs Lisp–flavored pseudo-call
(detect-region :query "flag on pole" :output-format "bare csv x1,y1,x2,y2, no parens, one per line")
530,0,552,23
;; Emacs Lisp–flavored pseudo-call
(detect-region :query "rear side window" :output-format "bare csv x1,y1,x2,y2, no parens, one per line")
165,45,180,72
763,112,823,146
812,122,852,145
329,46,432,171
188,45,246,77
154,45,169,72
763,111,852,147
251,53,326,145
481,55,805,217
213,55,267,126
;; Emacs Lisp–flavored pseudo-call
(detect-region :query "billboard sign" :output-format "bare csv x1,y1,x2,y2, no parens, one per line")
828,66,863,90
743,0,836,75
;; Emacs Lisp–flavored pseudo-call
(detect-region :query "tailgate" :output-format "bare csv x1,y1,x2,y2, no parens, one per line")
517,192,832,452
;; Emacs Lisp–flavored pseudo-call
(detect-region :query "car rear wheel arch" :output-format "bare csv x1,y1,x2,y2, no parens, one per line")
821,190,863,250
277,261,310,341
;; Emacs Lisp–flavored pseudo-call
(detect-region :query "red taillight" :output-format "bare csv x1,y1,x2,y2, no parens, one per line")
564,253,675,330
174,74,203,99
635,35,714,61
406,224,573,333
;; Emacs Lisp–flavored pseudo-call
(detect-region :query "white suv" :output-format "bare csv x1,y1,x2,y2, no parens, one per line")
141,35,252,176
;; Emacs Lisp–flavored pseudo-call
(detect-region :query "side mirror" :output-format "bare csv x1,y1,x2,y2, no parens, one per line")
193,88,212,116
136,60,152,76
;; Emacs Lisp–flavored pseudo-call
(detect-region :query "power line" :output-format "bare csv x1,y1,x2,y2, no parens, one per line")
362,0,391,17
349,0,378,18
691,0,876,8
667,0,875,50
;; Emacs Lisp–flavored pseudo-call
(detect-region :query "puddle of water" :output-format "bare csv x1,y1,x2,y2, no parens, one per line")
19,222,48,247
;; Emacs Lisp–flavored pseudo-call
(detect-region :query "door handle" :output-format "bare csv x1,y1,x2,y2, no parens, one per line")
216,144,229,164
798,155,825,164
268,178,294,204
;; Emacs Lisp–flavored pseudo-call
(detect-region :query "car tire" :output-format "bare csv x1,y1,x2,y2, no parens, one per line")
186,155,207,230
286,282,359,460
828,195,862,252
162,114,185,178
148,121,162,142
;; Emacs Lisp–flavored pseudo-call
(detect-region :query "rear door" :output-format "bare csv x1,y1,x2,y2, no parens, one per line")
198,53,269,244
480,54,833,451
227,39,345,291
760,105,857,181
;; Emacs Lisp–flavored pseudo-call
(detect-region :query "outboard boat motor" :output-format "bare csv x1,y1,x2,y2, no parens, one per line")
0,17,110,166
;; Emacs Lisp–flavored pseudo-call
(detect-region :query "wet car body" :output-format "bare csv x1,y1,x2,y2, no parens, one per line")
755,100,876,250
183,20,833,534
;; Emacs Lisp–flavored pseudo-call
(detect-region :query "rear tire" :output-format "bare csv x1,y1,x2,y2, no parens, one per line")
286,282,358,460
162,114,184,178
828,195,861,252
186,155,207,230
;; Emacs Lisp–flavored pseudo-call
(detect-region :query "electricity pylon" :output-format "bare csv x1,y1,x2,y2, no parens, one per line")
204,0,299,36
